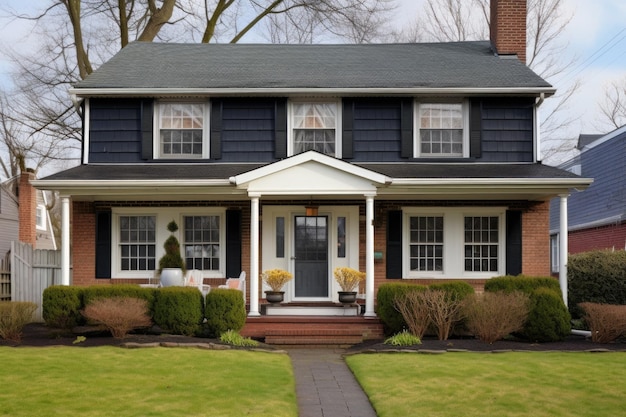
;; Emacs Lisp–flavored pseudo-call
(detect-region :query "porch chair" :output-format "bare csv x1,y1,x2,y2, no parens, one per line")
184,269,211,296
218,271,246,302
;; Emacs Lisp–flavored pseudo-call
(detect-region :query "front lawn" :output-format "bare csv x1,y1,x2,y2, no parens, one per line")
0,347,297,417
347,352,626,417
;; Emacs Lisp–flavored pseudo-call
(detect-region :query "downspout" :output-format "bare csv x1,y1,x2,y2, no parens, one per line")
534,93,545,162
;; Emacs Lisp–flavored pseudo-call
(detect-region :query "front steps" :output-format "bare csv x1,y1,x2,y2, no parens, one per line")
241,315,384,347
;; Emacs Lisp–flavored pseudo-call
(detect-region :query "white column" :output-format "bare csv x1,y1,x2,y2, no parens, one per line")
248,195,261,316
559,194,569,306
364,194,376,317
61,196,71,286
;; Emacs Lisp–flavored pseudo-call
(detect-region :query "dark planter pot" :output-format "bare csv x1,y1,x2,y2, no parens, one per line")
265,291,285,304
338,291,357,304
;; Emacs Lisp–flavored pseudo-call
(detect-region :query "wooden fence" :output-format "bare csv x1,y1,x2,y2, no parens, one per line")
10,241,62,322
0,252,10,301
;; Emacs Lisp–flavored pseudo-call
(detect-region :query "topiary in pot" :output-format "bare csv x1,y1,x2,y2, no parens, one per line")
158,220,186,286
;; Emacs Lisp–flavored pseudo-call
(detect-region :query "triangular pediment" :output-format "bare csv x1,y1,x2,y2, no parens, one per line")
230,151,389,196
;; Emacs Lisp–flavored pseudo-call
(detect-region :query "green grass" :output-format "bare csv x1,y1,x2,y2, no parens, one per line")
347,352,626,417
0,347,297,417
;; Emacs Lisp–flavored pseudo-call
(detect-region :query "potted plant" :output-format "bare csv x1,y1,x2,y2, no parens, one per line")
261,269,293,303
333,267,365,304
158,220,186,286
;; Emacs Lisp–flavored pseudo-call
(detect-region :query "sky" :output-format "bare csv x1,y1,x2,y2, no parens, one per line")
0,0,625,164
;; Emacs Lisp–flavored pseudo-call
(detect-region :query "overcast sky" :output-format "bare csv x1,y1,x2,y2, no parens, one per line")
0,0,625,150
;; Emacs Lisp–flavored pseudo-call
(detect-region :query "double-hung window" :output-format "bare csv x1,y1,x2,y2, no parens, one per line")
290,102,340,157
415,102,468,158
157,102,208,158
119,215,156,271
404,208,504,278
183,215,221,271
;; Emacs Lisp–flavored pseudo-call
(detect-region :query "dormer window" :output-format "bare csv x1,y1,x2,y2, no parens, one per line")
289,102,341,157
415,102,469,158
156,102,209,158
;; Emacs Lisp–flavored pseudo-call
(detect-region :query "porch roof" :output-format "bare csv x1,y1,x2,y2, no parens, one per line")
34,160,591,201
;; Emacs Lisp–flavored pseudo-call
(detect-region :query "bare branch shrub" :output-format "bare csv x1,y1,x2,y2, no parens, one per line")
82,297,152,339
393,290,430,338
579,302,626,344
0,301,37,342
421,289,465,341
463,292,530,344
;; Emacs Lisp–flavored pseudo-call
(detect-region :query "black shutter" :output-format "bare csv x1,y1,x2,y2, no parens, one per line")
226,209,242,278
141,100,153,160
95,210,112,279
400,99,413,158
506,210,523,276
210,99,222,160
342,99,354,159
386,210,403,279
274,99,287,159
470,99,482,159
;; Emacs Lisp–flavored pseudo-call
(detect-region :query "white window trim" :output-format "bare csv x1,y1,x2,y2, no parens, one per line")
402,207,506,279
414,100,470,158
153,101,211,159
550,233,560,273
287,99,342,158
111,207,226,279
36,204,46,230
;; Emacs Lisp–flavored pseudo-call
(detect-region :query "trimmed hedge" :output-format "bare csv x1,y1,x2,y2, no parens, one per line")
376,283,428,335
522,287,571,342
428,281,475,301
82,285,157,314
153,287,204,336
568,250,626,318
204,289,246,338
484,275,561,295
42,285,85,329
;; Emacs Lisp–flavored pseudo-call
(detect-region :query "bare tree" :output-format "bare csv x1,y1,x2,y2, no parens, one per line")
598,77,626,130
0,0,395,176
406,0,579,163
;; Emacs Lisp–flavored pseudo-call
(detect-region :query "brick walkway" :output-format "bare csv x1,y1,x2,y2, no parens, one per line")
287,348,377,417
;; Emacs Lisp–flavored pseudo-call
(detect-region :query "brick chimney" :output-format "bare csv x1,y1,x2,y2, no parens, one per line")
490,0,527,64
18,170,37,246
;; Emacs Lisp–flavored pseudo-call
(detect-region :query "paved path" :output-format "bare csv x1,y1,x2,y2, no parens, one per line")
287,348,377,417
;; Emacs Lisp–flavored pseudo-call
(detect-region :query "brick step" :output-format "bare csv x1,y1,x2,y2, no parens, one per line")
265,336,364,346
265,328,365,337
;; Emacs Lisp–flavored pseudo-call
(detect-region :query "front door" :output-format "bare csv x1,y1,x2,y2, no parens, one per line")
294,216,329,298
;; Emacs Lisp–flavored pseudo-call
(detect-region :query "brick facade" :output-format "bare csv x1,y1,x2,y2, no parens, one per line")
568,222,626,254
490,0,527,63
520,200,550,276
18,171,37,245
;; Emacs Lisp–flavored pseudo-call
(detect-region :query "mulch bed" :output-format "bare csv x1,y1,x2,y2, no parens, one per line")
2,323,625,352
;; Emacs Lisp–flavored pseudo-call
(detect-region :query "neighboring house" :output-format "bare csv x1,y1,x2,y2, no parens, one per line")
0,172,57,257
549,125,626,272
35,0,590,320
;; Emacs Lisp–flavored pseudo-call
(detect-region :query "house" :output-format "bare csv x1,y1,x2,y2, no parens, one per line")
34,0,591,324
0,171,57,257
549,125,626,272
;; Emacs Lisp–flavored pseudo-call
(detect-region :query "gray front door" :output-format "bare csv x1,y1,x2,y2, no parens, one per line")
294,216,329,298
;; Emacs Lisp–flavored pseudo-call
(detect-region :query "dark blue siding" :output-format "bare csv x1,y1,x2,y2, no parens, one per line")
479,99,534,162
89,99,143,163
351,100,402,162
220,99,275,162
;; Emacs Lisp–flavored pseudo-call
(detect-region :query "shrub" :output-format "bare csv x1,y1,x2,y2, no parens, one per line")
42,285,84,329
568,250,626,319
0,301,37,342
219,329,259,347
393,290,430,339
429,281,475,302
383,329,422,346
463,292,530,344
82,297,152,338
522,287,571,342
204,289,246,338
579,302,626,343
376,283,427,335
420,289,465,341
82,285,156,315
153,287,204,336
484,275,561,295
